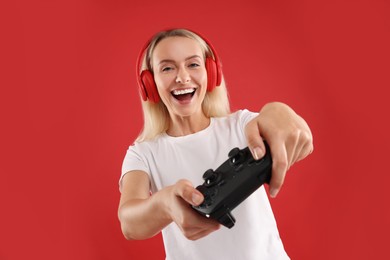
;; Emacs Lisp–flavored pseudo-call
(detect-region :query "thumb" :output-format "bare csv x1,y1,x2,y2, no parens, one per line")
174,179,204,206
245,120,266,160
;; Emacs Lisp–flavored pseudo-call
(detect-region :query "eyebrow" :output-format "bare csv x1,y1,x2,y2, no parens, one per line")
157,55,202,65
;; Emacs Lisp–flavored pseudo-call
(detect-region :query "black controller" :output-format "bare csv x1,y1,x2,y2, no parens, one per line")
192,142,272,228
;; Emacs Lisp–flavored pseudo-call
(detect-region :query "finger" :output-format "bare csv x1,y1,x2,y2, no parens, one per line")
298,132,314,161
291,132,314,164
291,139,306,164
290,142,303,166
286,131,299,169
268,141,288,198
174,179,204,206
245,120,266,160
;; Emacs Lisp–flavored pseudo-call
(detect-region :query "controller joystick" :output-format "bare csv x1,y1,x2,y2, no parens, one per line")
192,141,272,228
228,147,240,159
202,169,220,187
229,147,248,165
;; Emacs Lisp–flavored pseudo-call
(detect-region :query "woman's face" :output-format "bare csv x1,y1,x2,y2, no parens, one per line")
151,36,208,119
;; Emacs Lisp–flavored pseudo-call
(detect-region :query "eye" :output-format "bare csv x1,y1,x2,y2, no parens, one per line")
188,63,200,68
161,66,174,72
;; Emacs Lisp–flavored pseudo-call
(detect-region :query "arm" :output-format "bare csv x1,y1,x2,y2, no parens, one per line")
118,170,220,241
245,102,314,198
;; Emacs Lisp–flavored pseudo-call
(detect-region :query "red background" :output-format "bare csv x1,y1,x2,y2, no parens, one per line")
1,0,389,259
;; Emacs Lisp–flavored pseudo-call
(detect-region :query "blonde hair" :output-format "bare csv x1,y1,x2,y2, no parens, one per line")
136,29,231,142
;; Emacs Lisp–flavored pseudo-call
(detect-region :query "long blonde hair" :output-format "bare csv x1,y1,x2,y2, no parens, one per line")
136,29,231,142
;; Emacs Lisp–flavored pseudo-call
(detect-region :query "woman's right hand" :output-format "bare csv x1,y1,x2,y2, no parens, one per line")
163,179,221,240
118,172,219,241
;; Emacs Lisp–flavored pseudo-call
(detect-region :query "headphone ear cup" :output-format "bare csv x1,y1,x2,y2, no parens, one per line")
139,70,148,101
140,70,160,103
206,57,217,92
215,60,222,86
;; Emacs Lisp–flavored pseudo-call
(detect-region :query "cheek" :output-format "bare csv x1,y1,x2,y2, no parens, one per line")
154,74,170,91
196,68,208,88
153,77,166,99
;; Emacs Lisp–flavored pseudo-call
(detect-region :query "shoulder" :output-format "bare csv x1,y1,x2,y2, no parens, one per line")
130,133,167,154
121,135,167,178
213,109,258,125
231,109,257,119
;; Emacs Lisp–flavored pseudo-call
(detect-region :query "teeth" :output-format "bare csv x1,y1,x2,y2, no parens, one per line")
172,88,195,95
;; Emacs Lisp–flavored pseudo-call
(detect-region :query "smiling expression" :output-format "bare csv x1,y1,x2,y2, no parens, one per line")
151,36,208,120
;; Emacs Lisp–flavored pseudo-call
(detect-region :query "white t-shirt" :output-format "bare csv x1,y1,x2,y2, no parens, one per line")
121,109,290,260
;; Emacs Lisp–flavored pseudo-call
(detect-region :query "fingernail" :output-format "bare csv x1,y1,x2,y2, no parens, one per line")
270,188,279,198
253,147,264,160
192,193,203,205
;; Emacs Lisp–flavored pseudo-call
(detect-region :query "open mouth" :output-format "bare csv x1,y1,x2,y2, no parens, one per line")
171,88,196,101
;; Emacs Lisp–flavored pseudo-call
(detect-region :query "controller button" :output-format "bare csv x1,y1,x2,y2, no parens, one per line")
203,169,214,180
202,197,213,207
228,147,240,158
205,188,218,197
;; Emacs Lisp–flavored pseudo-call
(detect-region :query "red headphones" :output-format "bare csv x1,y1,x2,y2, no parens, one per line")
136,30,223,103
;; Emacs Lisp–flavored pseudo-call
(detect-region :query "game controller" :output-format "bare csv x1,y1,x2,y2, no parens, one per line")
192,142,272,228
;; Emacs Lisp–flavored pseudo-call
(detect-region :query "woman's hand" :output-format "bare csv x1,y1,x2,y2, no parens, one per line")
118,172,219,241
163,179,221,240
245,102,314,198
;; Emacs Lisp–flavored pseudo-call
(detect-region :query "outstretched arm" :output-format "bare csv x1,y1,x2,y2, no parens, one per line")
245,102,314,198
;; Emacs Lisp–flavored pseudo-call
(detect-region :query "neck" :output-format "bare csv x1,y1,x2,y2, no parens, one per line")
166,113,210,137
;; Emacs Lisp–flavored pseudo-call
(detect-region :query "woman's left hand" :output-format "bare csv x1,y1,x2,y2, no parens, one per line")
245,102,314,198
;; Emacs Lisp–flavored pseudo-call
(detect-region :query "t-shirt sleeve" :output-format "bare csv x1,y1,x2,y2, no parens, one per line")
238,109,259,130
119,143,150,192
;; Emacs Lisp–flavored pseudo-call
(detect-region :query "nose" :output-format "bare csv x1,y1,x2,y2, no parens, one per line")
175,66,191,84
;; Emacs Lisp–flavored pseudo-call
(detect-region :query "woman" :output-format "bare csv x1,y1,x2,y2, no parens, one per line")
118,28,313,259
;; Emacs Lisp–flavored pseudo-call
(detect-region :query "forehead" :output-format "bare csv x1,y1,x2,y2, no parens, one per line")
151,36,204,63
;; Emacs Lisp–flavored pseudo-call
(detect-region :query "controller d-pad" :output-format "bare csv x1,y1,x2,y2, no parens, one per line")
199,188,218,208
